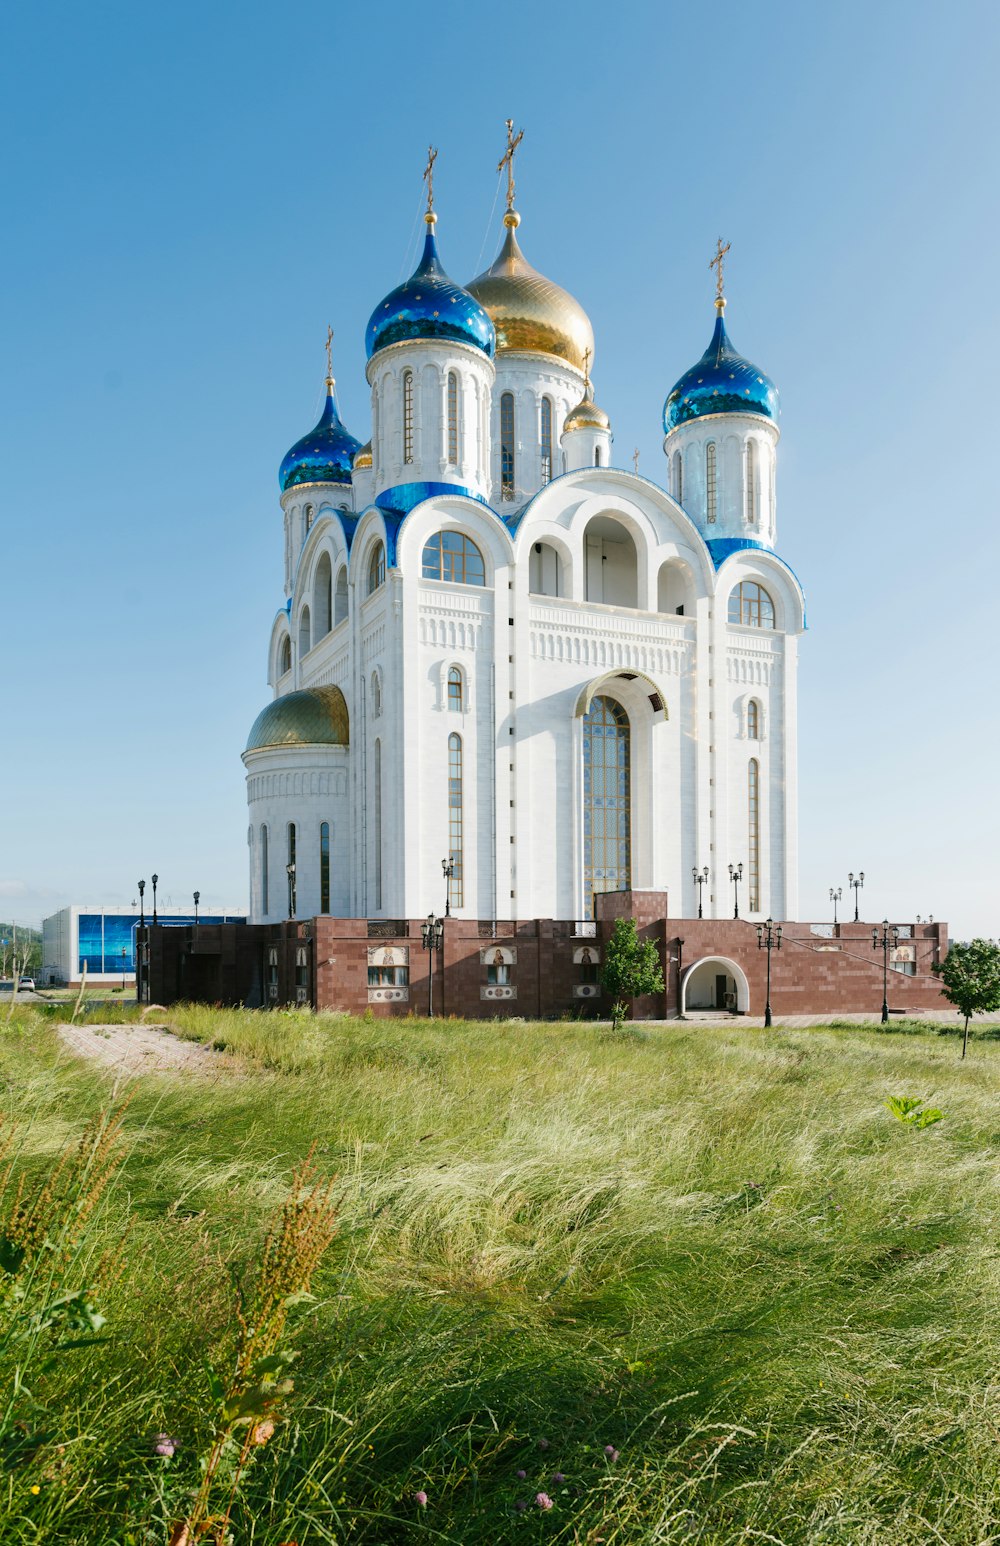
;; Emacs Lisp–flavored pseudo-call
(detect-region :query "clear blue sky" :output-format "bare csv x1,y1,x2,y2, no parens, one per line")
2,0,997,938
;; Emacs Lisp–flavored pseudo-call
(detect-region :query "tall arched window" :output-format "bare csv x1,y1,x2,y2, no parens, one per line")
747,699,760,739
279,634,291,675
748,759,760,912
403,370,414,464
304,504,314,534
706,441,717,523
374,740,382,910
422,531,486,585
298,606,311,657
447,371,459,465
287,822,297,917
594,446,602,467
540,397,553,484
728,581,775,629
314,552,332,637
745,440,757,525
448,732,464,909
500,391,515,500
583,696,631,918
367,541,386,595
448,666,463,711
334,566,348,625
371,671,382,717
260,824,269,915
319,821,330,914
673,450,683,504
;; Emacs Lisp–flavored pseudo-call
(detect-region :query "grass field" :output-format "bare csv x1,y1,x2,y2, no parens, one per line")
1,1003,998,1544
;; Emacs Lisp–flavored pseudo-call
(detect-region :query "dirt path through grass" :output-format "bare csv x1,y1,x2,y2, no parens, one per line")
57,1020,233,1078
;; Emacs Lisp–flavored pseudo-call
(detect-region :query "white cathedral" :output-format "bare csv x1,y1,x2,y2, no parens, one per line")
243,147,805,927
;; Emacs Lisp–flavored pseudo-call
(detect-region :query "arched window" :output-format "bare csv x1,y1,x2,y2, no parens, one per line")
745,440,757,525
374,739,383,910
594,446,602,467
748,759,760,912
747,699,760,739
403,370,414,464
298,605,311,657
334,566,348,626
500,391,515,500
371,671,382,717
583,696,631,918
447,371,459,465
287,822,297,917
448,732,464,909
314,552,332,637
279,634,291,675
422,531,486,586
319,821,330,914
706,442,717,523
673,450,683,504
304,504,314,534
540,397,553,484
260,824,269,915
447,666,463,711
367,540,385,595
728,581,775,629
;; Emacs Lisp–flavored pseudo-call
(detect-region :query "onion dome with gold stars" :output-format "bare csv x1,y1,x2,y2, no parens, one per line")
664,308,778,433
467,211,594,374
365,217,495,361
279,376,362,492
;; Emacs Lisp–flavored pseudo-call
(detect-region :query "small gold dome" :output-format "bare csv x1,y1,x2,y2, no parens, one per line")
563,392,611,434
467,216,594,373
353,440,373,470
245,685,350,753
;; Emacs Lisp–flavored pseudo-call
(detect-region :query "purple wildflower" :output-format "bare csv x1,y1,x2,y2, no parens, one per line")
551,1472,566,1484
414,1490,428,1508
152,1434,177,1458
537,1437,549,1450
516,1469,527,1479
603,1445,619,1462
515,1499,528,1512
536,1492,554,1510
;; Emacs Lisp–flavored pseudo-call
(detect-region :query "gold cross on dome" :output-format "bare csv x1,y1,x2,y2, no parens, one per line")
423,145,438,214
325,325,334,379
582,346,592,395
498,118,524,212
710,237,731,303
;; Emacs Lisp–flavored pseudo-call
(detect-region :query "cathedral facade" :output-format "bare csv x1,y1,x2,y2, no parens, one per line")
243,163,805,930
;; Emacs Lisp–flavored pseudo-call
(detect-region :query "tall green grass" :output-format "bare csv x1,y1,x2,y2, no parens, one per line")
2,1005,999,1542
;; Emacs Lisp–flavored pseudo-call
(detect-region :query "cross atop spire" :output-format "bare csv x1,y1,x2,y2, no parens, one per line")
498,118,524,214
325,324,334,383
582,346,592,395
423,144,438,222
710,237,731,310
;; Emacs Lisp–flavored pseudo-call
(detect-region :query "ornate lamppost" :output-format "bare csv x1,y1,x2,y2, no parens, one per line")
729,862,743,920
421,913,444,1017
692,866,709,919
441,857,455,918
872,919,900,1025
193,890,200,925
286,863,296,920
849,870,864,923
120,945,128,996
756,916,782,1028
137,879,145,928
151,874,159,925
830,886,842,925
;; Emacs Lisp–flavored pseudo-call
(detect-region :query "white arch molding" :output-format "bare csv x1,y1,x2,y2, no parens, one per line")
680,956,751,1014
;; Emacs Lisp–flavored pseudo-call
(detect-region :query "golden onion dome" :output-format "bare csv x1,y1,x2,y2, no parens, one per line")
467,212,594,373
353,440,373,470
563,391,611,434
245,685,349,753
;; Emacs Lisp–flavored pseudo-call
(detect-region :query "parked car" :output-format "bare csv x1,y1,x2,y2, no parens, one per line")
16,977,35,992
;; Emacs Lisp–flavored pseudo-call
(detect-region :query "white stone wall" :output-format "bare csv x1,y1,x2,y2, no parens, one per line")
664,415,778,546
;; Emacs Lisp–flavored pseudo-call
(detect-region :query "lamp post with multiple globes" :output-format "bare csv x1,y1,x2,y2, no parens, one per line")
830,886,842,926
421,913,444,1017
872,919,900,1025
441,857,455,918
692,866,709,919
756,917,782,1028
849,870,864,922
729,862,743,920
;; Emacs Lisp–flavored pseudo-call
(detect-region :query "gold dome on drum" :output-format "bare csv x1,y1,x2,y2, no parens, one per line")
563,392,610,433
353,440,373,470
245,685,350,752
467,213,594,373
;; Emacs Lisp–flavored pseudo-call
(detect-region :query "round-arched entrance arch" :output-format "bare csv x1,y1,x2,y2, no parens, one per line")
681,956,750,1014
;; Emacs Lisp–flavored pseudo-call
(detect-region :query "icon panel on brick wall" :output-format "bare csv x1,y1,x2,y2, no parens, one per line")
481,984,517,1000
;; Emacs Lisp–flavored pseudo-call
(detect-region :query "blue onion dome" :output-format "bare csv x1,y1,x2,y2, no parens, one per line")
663,305,778,434
279,375,363,492
245,685,350,752
365,215,496,361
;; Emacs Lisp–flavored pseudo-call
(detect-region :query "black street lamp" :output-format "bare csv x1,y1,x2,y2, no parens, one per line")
421,913,444,1016
830,886,842,925
849,870,864,923
121,945,127,996
441,857,455,918
756,916,782,1028
286,863,296,920
138,879,146,929
692,866,709,919
872,919,900,1025
151,874,159,925
193,890,200,925
729,862,743,920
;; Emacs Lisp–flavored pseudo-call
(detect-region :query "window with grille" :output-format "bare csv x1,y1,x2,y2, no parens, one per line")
320,821,330,914
540,397,553,484
447,371,459,465
447,666,463,711
748,759,760,912
448,733,464,909
706,442,717,522
403,370,414,464
421,531,486,585
747,699,760,739
728,581,775,629
500,392,515,500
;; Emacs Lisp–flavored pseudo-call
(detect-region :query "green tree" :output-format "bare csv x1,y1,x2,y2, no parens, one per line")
933,938,1000,1058
600,917,665,1032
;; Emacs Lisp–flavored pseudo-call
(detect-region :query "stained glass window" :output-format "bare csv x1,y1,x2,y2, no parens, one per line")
583,696,631,918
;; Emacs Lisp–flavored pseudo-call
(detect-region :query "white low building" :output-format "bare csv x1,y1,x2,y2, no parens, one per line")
42,905,245,986
243,170,804,927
